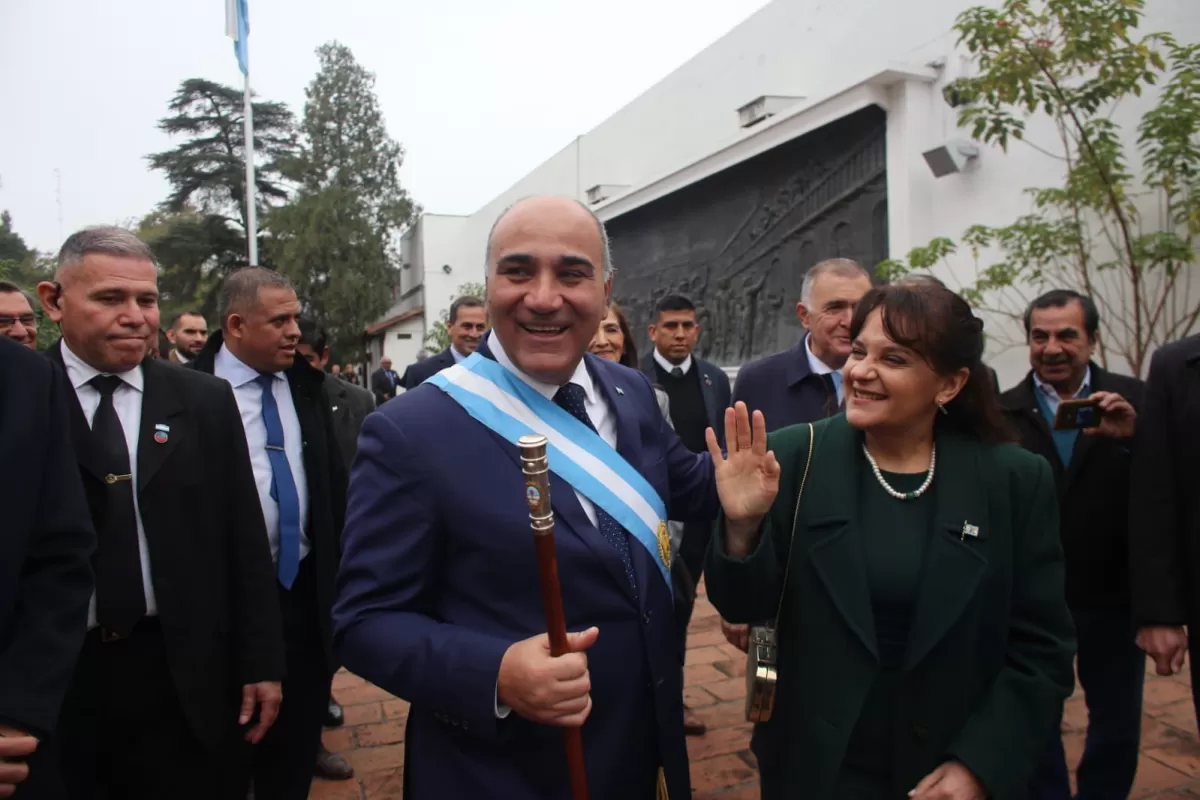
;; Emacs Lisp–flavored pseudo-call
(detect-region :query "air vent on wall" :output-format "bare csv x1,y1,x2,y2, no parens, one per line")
737,95,804,129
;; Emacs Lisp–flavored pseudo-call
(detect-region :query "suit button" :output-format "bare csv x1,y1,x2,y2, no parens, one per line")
911,723,930,741
655,678,664,688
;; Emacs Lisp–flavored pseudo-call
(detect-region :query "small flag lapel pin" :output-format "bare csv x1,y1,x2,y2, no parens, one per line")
615,386,624,395
961,521,980,540
153,424,170,444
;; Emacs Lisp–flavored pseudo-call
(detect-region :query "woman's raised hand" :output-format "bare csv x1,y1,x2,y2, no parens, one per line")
706,402,781,525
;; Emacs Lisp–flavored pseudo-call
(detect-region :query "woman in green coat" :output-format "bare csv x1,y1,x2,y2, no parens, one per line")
706,282,1076,799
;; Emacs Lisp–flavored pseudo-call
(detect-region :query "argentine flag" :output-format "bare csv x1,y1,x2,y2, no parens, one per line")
225,0,250,76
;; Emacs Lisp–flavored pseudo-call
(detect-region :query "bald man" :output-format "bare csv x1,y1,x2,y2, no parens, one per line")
334,196,722,799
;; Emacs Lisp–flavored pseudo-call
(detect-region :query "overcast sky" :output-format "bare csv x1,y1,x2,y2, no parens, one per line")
0,0,771,253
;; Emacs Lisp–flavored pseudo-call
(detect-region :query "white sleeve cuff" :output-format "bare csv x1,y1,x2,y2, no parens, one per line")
495,681,511,719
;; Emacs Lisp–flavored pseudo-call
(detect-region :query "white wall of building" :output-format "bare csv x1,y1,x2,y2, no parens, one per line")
418,0,1196,385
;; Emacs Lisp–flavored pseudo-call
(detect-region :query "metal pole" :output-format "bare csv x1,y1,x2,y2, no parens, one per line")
243,71,258,265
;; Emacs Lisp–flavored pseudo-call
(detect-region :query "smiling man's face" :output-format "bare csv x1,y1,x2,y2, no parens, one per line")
486,197,610,385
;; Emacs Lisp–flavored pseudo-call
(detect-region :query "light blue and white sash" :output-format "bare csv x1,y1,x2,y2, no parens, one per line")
426,353,672,589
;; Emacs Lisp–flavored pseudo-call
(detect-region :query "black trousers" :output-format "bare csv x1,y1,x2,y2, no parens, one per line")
673,521,710,662
239,556,329,800
21,618,227,800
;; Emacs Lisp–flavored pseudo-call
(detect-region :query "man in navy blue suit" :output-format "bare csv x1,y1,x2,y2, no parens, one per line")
334,195,748,799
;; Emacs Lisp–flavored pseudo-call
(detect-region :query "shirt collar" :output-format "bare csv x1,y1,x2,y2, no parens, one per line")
215,343,282,389
653,347,692,375
488,332,597,404
451,345,468,363
804,334,837,376
1033,365,1092,400
61,339,144,393
174,349,192,364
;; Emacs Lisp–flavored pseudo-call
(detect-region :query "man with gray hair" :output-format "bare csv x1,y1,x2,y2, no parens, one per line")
190,265,347,800
34,226,285,798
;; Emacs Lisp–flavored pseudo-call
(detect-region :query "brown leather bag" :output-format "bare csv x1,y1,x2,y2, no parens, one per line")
744,423,815,724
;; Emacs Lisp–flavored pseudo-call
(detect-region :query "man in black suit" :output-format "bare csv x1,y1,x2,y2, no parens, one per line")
370,357,401,405
401,295,487,388
1130,332,1200,718
191,267,347,800
1001,290,1144,800
637,293,731,736
0,337,95,798
33,226,284,799
295,315,373,783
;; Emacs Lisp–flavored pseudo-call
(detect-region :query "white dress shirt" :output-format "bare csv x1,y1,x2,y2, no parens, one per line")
805,333,844,405
60,341,158,629
451,345,468,363
490,333,616,530
652,347,693,376
214,344,311,564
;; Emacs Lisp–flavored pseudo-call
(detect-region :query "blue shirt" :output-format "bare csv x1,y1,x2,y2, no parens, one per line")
1033,367,1092,468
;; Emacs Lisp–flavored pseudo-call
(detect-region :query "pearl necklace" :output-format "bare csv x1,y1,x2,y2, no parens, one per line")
861,443,937,501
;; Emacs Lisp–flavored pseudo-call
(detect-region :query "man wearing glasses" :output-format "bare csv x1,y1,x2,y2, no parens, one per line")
0,280,38,349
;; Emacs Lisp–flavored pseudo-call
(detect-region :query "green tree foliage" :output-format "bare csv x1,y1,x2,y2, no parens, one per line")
145,78,298,313
880,0,1199,375
424,281,486,352
0,211,31,263
136,208,231,322
268,42,418,359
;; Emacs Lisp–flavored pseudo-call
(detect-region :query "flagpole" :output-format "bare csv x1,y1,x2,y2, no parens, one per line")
243,70,258,265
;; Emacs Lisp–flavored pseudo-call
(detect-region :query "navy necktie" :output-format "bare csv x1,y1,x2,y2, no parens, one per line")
89,375,146,635
256,374,301,588
552,383,637,591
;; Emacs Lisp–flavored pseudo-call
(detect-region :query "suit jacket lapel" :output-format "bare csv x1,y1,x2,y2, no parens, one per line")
801,419,878,660
46,342,108,484
902,429,990,672
137,359,185,491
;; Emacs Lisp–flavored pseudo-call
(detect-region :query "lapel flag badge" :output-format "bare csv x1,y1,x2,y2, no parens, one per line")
154,423,170,444
961,521,980,540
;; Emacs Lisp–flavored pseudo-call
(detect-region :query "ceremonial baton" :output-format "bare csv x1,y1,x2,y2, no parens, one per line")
518,434,590,800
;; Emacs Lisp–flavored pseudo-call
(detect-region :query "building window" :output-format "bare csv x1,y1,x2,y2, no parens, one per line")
395,332,413,340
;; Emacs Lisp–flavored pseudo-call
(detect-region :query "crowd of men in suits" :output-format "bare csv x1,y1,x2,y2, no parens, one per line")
2,202,1200,800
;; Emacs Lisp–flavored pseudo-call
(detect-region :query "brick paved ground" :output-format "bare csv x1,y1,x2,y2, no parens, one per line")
313,584,1200,799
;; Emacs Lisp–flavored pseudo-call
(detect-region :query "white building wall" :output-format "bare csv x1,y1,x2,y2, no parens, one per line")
421,0,1197,385
381,314,426,370
418,214,471,338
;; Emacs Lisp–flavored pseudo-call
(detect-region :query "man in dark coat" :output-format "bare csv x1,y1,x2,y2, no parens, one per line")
35,227,285,798
1001,290,1144,799
1130,332,1200,720
637,293,730,735
401,295,488,389
190,267,347,800
296,315,373,781
370,358,401,405
0,336,96,797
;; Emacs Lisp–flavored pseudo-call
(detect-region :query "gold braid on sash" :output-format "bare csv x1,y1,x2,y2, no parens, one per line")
657,767,669,800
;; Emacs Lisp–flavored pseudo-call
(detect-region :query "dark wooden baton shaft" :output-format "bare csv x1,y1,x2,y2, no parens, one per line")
518,434,589,800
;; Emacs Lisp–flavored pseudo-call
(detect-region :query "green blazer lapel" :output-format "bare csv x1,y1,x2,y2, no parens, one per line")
902,428,991,673
802,417,879,661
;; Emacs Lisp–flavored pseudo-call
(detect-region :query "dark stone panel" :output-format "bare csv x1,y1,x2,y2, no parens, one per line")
607,105,888,366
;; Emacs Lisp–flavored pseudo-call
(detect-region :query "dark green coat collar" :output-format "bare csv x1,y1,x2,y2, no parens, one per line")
801,416,992,672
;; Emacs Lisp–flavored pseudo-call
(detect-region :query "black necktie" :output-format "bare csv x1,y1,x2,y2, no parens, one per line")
552,383,637,591
89,375,146,635
670,367,683,378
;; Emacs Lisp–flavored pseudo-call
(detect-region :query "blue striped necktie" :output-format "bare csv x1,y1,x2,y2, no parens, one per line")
256,374,301,588
552,383,637,591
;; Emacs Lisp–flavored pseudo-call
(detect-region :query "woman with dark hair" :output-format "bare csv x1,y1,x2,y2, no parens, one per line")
706,282,1075,799
588,302,639,369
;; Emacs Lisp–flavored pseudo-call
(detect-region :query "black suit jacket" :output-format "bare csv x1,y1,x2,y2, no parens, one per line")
1001,364,1143,610
191,333,348,673
371,367,402,405
1130,334,1200,629
46,341,284,752
402,348,456,390
733,339,841,432
325,373,375,471
0,339,95,739
638,352,732,450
